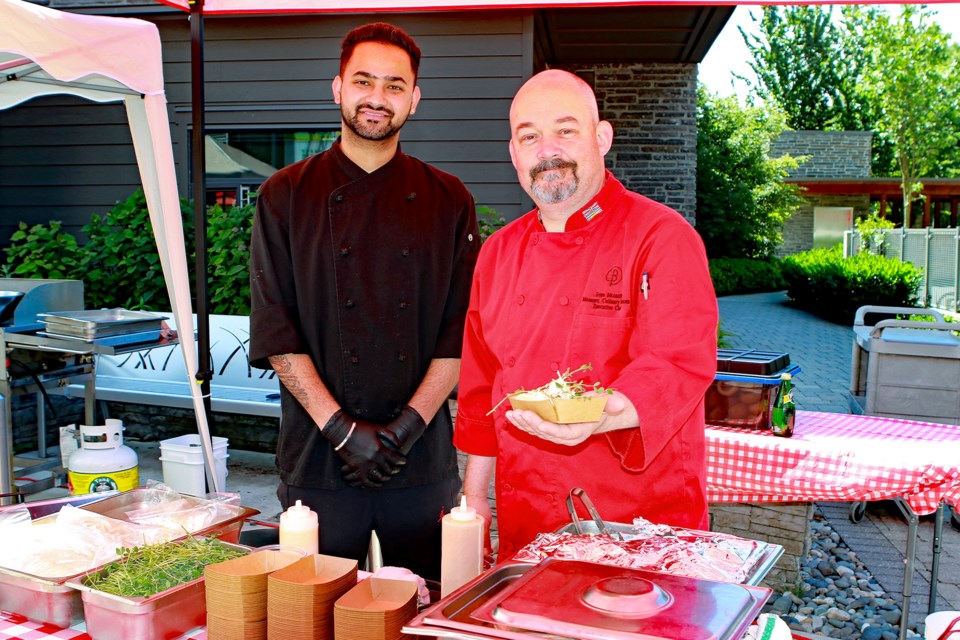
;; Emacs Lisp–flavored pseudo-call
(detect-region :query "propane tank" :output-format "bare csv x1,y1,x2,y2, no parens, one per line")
68,419,139,495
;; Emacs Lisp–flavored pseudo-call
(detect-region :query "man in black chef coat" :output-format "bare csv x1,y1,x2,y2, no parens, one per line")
249,22,480,581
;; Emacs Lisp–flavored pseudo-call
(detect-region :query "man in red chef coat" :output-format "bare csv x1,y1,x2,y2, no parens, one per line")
455,70,718,561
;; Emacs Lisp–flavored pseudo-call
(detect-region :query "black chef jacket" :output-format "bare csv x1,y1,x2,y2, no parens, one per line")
249,140,479,490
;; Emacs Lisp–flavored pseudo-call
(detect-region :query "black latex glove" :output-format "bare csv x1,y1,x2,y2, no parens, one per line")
322,410,405,488
378,405,428,456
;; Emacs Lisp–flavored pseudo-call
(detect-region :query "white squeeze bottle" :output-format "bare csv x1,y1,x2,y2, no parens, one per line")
279,500,319,555
441,495,484,597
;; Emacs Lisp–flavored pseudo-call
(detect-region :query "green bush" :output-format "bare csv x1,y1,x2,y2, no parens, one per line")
477,204,507,241
207,202,254,315
1,189,257,315
781,246,922,324
80,190,180,311
2,220,84,280
709,258,785,297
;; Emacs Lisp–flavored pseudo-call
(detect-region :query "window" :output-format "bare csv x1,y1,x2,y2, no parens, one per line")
203,129,339,208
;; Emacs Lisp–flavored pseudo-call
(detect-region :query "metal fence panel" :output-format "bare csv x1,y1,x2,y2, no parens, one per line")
845,228,959,313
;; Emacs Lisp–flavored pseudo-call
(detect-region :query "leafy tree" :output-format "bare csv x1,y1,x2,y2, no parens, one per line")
741,7,851,130
743,5,960,189
848,5,960,222
696,87,802,260
740,6,894,174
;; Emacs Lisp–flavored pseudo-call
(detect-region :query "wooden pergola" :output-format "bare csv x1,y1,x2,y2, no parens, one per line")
792,178,960,228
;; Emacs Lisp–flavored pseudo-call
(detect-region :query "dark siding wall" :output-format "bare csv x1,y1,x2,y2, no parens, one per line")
0,98,142,242
0,11,531,246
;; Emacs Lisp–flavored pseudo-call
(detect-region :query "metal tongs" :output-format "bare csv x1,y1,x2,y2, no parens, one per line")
566,487,624,541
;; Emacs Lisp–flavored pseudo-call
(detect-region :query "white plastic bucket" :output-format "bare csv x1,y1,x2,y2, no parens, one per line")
925,611,960,640
159,434,229,496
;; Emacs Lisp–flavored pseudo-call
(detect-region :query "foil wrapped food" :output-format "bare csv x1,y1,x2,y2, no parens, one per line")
512,517,765,584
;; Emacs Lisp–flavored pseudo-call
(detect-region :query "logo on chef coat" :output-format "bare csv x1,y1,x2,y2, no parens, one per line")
605,267,622,286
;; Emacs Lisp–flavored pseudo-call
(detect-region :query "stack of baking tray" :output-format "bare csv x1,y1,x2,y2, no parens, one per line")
38,309,165,347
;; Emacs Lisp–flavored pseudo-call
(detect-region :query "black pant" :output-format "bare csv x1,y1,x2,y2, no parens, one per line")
278,476,460,582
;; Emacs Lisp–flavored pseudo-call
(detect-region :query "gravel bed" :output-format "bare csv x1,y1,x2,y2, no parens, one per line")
762,508,924,640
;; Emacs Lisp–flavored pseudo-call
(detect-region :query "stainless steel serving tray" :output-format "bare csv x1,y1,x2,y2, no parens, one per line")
0,489,258,628
405,563,544,640
65,540,250,640
39,309,164,339
469,559,770,640
552,521,784,587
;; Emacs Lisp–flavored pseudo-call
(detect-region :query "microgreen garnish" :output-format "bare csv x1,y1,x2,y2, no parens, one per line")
83,535,245,597
487,363,614,415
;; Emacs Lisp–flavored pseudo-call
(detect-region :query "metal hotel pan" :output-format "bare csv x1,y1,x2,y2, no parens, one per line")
38,309,164,339
552,520,784,588
0,489,258,627
65,540,251,640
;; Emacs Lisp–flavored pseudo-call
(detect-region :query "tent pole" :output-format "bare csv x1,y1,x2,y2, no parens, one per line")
190,0,218,492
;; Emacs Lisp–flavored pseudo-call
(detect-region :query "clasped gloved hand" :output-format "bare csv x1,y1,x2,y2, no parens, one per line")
322,410,405,488
378,405,427,456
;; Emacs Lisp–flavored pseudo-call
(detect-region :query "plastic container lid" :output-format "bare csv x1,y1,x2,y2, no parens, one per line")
717,349,791,376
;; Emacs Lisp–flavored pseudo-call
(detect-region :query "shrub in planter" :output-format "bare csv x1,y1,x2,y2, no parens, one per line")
781,247,921,324
709,258,785,297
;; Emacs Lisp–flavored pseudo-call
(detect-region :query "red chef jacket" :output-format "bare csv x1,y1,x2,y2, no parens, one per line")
455,172,718,560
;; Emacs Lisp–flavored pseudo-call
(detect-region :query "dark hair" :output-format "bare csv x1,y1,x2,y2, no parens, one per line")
340,22,421,80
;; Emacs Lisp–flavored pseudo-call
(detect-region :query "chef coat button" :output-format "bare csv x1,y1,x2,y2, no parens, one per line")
468,233,474,242
507,357,516,367
516,295,525,305
504,483,512,491
559,296,569,306
575,237,584,245
345,298,355,308
398,352,407,362
340,245,350,256
547,493,555,503
407,192,417,201
351,355,359,364
532,236,539,245
333,194,344,203
550,362,559,371
399,300,408,309
401,247,411,257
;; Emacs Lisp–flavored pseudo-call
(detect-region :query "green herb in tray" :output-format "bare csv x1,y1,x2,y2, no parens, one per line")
84,536,245,598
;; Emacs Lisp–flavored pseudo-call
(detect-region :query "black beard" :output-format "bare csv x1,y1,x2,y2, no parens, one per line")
342,103,403,141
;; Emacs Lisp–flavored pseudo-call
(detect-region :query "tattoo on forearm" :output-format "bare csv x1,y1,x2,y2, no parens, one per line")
269,354,293,375
269,354,312,409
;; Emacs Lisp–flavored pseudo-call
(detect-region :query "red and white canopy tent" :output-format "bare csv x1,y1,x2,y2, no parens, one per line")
2,0,950,498
0,0,223,493
154,0,959,10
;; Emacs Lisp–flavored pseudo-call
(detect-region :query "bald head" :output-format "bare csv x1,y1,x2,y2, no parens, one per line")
507,69,613,222
510,70,600,127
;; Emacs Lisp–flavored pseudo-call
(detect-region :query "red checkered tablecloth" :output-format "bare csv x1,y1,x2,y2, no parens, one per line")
707,410,960,514
0,612,207,640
